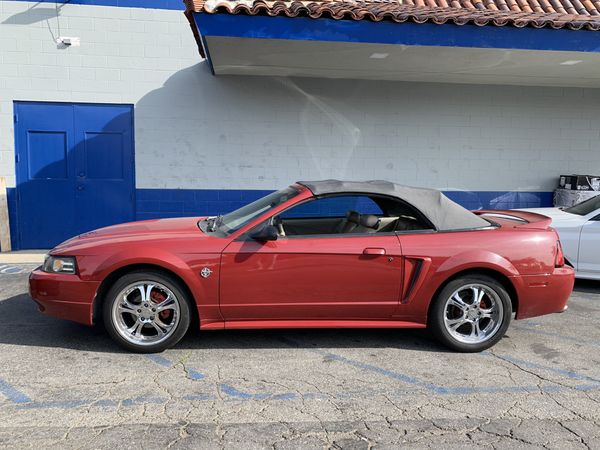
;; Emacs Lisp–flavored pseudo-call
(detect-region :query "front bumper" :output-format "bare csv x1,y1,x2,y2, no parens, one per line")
514,266,575,320
29,268,99,326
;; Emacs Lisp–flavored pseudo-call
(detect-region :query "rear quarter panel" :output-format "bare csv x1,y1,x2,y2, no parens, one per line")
396,226,557,322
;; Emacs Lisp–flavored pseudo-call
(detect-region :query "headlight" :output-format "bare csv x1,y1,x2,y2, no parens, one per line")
42,256,77,274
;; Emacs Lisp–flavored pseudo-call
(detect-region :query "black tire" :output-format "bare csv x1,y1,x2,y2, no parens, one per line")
102,270,191,353
429,275,512,352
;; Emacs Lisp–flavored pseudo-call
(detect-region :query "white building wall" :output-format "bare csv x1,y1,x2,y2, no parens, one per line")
0,0,198,188
1,0,600,194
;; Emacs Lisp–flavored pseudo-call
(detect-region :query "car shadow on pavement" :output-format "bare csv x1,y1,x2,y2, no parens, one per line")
177,328,448,354
0,294,116,352
0,293,450,354
573,279,600,295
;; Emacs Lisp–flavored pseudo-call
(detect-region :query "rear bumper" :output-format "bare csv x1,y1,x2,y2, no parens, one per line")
29,269,99,326
514,266,575,320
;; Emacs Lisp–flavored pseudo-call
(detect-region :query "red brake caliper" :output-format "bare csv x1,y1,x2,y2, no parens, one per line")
480,297,488,310
150,290,171,320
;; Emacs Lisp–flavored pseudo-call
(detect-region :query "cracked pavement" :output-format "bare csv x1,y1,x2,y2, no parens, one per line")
1,267,600,449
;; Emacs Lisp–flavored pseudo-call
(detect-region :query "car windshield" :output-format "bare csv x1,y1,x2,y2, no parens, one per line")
564,195,600,216
203,186,299,235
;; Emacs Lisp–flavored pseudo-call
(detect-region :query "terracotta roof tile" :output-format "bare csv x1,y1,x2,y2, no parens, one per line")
185,0,600,28
184,0,600,55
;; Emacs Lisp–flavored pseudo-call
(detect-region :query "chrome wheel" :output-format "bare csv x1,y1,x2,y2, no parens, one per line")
443,283,504,344
111,281,181,347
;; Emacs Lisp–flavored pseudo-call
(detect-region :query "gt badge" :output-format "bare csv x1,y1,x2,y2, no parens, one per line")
200,267,212,278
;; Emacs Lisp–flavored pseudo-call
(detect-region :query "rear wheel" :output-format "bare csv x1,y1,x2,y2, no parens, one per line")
103,270,191,353
429,275,512,352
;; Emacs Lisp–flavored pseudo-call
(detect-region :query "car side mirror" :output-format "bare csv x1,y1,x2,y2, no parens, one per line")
250,225,278,242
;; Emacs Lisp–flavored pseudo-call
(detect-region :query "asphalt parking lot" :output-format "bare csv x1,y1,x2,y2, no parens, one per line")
1,266,600,449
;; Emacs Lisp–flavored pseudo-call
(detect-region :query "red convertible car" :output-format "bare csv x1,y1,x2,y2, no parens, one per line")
29,180,574,353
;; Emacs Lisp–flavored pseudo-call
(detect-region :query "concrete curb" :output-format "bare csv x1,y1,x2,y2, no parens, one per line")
0,251,46,264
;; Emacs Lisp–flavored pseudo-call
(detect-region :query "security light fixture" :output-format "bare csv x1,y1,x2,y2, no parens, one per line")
56,37,81,47
369,53,389,59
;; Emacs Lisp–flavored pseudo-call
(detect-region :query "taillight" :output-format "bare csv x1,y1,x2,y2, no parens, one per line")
555,240,565,268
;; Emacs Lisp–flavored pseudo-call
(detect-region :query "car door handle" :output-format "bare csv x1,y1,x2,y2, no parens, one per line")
363,248,386,255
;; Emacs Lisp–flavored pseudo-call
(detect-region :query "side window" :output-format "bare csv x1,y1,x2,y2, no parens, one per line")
271,194,433,237
275,195,385,237
280,195,382,219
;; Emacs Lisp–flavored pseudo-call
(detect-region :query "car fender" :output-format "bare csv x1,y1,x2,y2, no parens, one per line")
90,247,210,309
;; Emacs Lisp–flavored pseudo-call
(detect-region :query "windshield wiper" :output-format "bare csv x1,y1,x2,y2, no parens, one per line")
209,214,223,232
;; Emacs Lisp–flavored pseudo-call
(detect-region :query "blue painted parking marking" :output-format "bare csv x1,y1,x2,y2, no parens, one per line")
126,351,298,402
145,354,206,380
0,378,32,404
278,337,449,394
514,322,600,348
18,399,93,410
8,328,600,411
187,368,204,380
183,393,217,401
145,353,208,389
485,352,600,384
121,396,165,407
319,350,448,394
271,393,298,400
0,264,37,275
278,336,600,396
218,384,299,401
145,354,173,367
15,381,600,410
17,396,167,410
220,384,271,400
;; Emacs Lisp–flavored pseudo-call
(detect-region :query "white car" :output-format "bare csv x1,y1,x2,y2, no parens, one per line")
518,195,600,280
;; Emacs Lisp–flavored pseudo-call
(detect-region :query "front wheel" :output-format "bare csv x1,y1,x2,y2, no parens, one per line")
103,271,191,353
429,275,512,352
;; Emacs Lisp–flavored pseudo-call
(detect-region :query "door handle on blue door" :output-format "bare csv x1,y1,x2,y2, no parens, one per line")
77,185,84,191
363,248,386,255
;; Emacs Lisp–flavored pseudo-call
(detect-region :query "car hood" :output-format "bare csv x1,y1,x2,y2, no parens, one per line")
52,217,210,254
516,208,585,226
79,217,203,238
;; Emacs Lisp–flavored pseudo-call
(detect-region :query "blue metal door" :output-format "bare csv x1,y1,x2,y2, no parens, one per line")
14,102,135,249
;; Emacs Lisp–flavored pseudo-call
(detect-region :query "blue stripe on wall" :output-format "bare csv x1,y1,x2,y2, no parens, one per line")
135,188,274,221
134,188,554,220
4,0,183,10
195,13,600,54
3,188,553,250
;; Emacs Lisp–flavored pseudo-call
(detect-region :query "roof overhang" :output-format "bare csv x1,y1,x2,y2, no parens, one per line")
186,3,600,87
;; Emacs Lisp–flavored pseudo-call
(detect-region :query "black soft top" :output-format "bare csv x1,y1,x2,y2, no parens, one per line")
297,180,490,231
